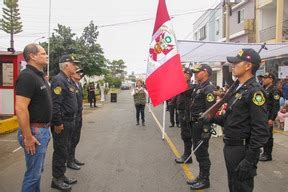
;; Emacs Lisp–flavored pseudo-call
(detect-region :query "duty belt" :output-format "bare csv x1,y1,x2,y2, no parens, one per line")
62,113,76,118
190,116,199,122
223,137,249,146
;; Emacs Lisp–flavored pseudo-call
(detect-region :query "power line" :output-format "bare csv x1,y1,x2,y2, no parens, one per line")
98,9,209,28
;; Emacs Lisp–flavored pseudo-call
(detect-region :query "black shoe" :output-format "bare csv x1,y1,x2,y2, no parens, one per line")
51,178,72,191
190,178,210,190
74,158,85,166
169,125,174,128
175,156,192,164
142,122,145,126
67,162,81,170
259,155,272,161
62,176,77,185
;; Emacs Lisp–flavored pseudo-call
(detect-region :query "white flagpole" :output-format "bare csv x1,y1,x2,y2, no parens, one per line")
47,0,51,78
162,101,166,139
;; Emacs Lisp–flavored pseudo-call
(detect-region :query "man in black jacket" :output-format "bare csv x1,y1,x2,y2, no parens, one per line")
211,48,270,191
259,72,280,161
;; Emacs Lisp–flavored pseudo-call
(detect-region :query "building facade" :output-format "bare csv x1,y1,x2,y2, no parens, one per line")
256,0,288,78
193,3,224,86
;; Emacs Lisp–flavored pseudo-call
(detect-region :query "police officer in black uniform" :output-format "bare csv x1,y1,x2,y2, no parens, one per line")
259,72,280,161
175,68,194,164
168,96,179,127
51,55,79,191
68,67,85,167
211,48,270,191
186,64,216,190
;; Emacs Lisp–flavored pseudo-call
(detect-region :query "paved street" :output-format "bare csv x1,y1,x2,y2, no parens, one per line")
0,90,288,192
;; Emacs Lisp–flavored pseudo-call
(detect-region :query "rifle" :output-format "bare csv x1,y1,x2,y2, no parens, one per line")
199,43,268,120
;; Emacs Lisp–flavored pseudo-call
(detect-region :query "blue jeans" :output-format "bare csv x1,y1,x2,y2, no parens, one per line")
18,127,51,192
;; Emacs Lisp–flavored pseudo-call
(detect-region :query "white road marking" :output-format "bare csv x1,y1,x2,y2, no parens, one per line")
0,139,18,142
12,146,22,153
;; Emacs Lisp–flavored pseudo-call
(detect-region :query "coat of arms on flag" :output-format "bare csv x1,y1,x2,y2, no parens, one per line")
145,0,188,107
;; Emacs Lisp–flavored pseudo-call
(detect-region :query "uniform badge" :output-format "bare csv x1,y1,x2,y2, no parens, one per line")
53,86,62,95
235,93,242,100
273,94,280,100
69,87,75,92
206,93,215,102
252,91,265,106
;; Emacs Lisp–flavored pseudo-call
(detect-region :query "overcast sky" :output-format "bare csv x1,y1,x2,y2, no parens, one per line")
0,0,220,74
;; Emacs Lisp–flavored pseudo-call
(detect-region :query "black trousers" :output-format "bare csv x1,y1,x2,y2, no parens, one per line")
135,104,145,123
179,110,192,157
169,105,179,126
263,125,273,157
88,93,96,107
191,121,211,178
68,113,82,162
223,145,257,192
51,118,75,178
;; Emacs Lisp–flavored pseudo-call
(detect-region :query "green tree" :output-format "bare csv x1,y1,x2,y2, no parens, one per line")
107,59,127,79
40,24,77,76
77,21,106,76
0,0,23,49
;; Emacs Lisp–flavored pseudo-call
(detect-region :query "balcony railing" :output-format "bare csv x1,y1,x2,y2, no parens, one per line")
259,20,288,42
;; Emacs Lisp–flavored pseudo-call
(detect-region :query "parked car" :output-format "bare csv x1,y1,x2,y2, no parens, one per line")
120,84,130,90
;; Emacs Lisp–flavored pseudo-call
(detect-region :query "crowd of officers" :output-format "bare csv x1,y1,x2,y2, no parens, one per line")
50,54,85,191
172,48,278,191
15,44,278,192
15,43,86,192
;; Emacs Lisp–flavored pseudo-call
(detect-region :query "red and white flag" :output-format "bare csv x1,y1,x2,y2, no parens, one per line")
146,0,188,107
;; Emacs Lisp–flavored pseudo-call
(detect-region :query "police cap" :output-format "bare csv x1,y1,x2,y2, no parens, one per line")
227,48,261,65
59,54,80,64
191,64,212,76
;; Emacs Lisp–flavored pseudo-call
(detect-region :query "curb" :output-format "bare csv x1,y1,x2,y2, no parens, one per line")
0,116,18,134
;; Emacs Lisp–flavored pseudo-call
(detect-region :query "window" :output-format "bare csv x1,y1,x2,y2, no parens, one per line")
199,25,206,40
194,32,198,40
238,9,244,23
215,19,220,35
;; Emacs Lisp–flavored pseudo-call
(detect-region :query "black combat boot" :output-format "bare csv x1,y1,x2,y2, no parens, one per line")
51,177,72,191
175,155,192,164
189,176,210,190
67,162,81,170
260,138,273,161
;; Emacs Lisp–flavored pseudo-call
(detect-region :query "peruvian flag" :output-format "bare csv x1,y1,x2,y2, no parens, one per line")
146,0,188,107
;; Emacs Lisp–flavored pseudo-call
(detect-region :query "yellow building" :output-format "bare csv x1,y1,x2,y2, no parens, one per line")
256,0,288,43
256,0,288,78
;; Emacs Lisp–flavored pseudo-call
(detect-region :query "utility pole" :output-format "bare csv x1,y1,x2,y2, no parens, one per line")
225,0,231,42
275,0,284,42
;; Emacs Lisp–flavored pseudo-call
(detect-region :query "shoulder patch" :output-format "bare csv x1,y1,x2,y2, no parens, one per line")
53,86,62,95
252,91,265,106
206,93,215,102
273,94,280,100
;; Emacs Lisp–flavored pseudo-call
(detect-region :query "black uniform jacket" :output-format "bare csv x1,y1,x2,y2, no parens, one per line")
51,71,78,126
190,80,216,117
213,77,270,150
264,85,280,121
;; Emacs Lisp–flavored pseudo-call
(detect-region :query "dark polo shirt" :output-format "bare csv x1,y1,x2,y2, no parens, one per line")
15,64,52,123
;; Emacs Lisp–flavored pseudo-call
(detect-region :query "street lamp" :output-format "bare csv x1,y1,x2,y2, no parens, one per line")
33,36,46,43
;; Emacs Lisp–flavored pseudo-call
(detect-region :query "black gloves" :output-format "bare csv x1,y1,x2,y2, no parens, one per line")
235,159,255,180
236,148,259,180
